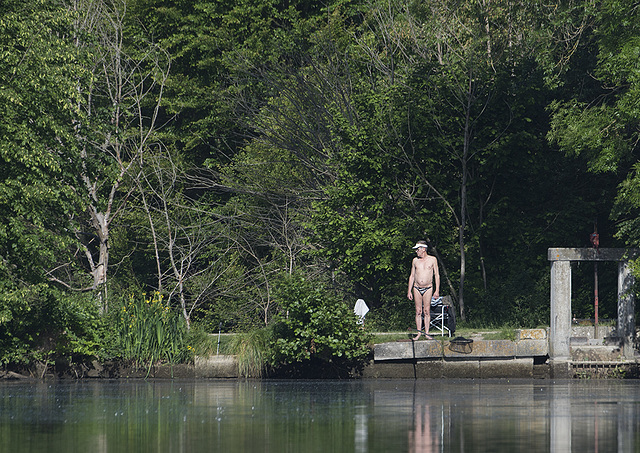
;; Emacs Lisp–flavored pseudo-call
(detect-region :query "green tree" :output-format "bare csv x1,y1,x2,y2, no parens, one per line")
549,0,640,249
216,23,406,314
0,0,82,287
0,0,106,366
124,0,357,327
128,0,333,166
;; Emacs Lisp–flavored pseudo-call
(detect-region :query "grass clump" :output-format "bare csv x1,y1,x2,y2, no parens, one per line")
110,292,189,368
226,328,271,378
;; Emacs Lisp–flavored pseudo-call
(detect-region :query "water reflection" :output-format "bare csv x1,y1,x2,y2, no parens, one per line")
1,379,639,452
408,402,439,453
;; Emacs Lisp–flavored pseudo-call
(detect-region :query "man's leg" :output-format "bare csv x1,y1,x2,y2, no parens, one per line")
423,288,434,338
413,289,423,340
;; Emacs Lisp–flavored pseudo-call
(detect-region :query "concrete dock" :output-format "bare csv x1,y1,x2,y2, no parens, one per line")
361,327,639,379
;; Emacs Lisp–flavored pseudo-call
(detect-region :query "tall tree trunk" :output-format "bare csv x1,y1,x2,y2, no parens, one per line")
92,209,109,312
459,161,467,322
457,71,475,322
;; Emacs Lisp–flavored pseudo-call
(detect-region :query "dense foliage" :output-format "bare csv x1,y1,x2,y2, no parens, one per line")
269,274,371,373
1,0,639,370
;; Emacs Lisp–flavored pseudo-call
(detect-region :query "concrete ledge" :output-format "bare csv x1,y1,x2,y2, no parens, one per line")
550,360,572,378
373,342,414,360
571,346,623,362
480,358,533,378
414,340,444,358
444,340,516,359
362,357,538,379
570,336,589,345
373,340,442,360
195,355,238,378
516,339,548,356
369,339,548,378
571,325,614,340
548,247,640,261
443,361,480,378
415,360,444,378
374,339,548,361
361,361,416,379
189,353,640,380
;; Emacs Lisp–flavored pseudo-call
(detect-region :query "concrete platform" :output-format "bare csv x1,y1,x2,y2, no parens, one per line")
367,337,546,378
374,337,548,362
368,333,640,379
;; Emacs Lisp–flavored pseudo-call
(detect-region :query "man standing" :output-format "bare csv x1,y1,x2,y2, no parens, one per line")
407,240,440,340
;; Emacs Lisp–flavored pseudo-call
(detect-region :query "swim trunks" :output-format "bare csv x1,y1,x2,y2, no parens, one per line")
414,285,432,295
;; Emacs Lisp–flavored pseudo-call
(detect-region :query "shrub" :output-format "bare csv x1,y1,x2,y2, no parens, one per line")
268,274,371,375
0,284,103,368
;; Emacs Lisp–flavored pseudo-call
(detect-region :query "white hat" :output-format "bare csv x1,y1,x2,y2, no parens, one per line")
412,242,428,249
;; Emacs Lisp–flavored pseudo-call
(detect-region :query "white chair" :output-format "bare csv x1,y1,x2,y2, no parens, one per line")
429,297,455,337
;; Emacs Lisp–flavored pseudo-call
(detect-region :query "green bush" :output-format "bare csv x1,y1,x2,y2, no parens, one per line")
0,284,103,367
268,274,371,373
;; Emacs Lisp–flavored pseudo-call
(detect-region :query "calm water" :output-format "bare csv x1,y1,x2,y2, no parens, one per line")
1,378,639,452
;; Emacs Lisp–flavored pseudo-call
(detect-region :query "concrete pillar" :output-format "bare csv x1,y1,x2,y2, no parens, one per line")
618,261,636,358
550,260,571,360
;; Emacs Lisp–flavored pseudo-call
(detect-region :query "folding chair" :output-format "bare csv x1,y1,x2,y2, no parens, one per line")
429,297,455,337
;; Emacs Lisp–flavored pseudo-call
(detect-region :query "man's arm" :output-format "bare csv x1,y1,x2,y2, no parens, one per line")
432,257,440,298
407,259,415,300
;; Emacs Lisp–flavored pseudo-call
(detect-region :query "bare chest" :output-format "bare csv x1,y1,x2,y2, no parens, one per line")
414,258,434,273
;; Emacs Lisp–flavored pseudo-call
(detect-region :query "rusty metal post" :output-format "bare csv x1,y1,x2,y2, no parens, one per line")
590,229,600,338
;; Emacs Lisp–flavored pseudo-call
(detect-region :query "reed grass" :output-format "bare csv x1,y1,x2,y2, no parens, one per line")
226,328,271,378
113,292,189,367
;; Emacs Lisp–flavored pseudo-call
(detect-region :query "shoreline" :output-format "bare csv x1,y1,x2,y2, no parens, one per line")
3,328,638,381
